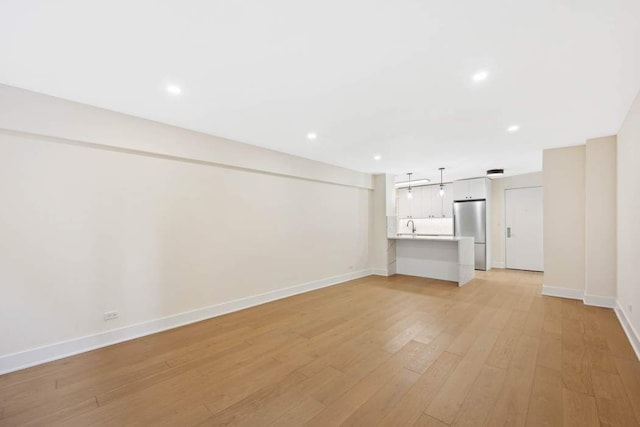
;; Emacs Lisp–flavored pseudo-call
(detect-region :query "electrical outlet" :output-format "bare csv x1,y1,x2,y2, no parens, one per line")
103,311,119,321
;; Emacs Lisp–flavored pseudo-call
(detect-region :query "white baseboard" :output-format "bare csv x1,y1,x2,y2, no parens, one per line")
542,285,584,300
542,286,618,308
615,302,640,361
583,294,617,308
0,269,373,375
492,261,505,269
370,269,389,276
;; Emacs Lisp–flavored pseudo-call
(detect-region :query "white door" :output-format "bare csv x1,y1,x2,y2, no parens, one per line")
505,187,543,271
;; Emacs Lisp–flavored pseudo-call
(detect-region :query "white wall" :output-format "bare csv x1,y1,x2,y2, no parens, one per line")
585,136,617,300
0,85,373,366
541,138,620,309
543,146,586,293
369,174,397,275
369,174,389,273
617,90,640,348
0,85,372,190
490,172,543,268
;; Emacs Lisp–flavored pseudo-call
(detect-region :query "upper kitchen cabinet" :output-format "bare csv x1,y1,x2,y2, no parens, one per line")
397,186,424,218
452,178,489,201
429,184,453,218
397,187,412,217
421,186,433,217
442,183,454,217
410,186,425,218
397,184,454,218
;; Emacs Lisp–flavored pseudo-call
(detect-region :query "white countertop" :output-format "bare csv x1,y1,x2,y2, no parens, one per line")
389,234,473,242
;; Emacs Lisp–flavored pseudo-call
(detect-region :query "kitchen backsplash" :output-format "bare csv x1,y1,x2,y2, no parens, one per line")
397,218,453,235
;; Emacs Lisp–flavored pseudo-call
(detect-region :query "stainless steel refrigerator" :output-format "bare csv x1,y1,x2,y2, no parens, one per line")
453,200,487,270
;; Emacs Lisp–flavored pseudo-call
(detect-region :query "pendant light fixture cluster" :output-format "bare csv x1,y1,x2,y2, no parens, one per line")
404,170,445,199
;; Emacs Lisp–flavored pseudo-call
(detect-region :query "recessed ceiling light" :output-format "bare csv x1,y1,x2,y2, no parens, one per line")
507,125,520,133
487,169,504,177
472,70,489,82
306,132,317,140
374,154,382,161
166,84,182,95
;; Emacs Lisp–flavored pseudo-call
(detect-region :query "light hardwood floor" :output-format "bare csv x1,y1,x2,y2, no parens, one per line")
1,270,639,426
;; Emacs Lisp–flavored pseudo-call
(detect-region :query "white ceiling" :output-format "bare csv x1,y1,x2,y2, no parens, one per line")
1,0,639,183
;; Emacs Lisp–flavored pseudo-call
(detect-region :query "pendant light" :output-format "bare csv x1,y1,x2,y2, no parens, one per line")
406,173,413,199
439,168,445,197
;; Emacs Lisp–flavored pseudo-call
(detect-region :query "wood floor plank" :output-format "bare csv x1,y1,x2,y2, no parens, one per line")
486,326,521,369
341,367,420,426
581,306,611,351
306,340,426,426
269,396,325,426
591,370,639,426
413,413,450,427
598,309,638,361
152,403,213,427
202,364,340,426
542,297,563,335
447,305,498,355
451,364,507,426
561,317,593,396
486,334,540,426
379,351,462,426
10,397,97,427
522,297,545,338
562,388,600,427
424,328,501,424
614,356,640,423
525,366,563,427
308,348,390,406
488,306,514,330
1,270,638,426
537,330,562,371
405,332,456,374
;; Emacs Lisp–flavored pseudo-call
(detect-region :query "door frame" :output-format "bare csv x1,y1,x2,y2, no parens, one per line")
504,185,543,271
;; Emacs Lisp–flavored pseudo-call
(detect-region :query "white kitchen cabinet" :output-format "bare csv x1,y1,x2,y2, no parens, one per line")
427,184,454,218
397,184,455,218
397,187,423,218
410,186,424,218
421,186,433,218
452,178,488,201
397,188,411,217
442,184,454,218
428,186,442,218
468,179,487,200
397,185,454,218
452,180,468,201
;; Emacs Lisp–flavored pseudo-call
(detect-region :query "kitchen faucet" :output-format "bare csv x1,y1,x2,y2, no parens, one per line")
406,219,416,234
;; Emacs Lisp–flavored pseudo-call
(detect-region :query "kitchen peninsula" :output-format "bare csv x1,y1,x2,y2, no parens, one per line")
389,235,475,286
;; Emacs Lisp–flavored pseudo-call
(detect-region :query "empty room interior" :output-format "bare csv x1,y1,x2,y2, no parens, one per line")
1,1,640,426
